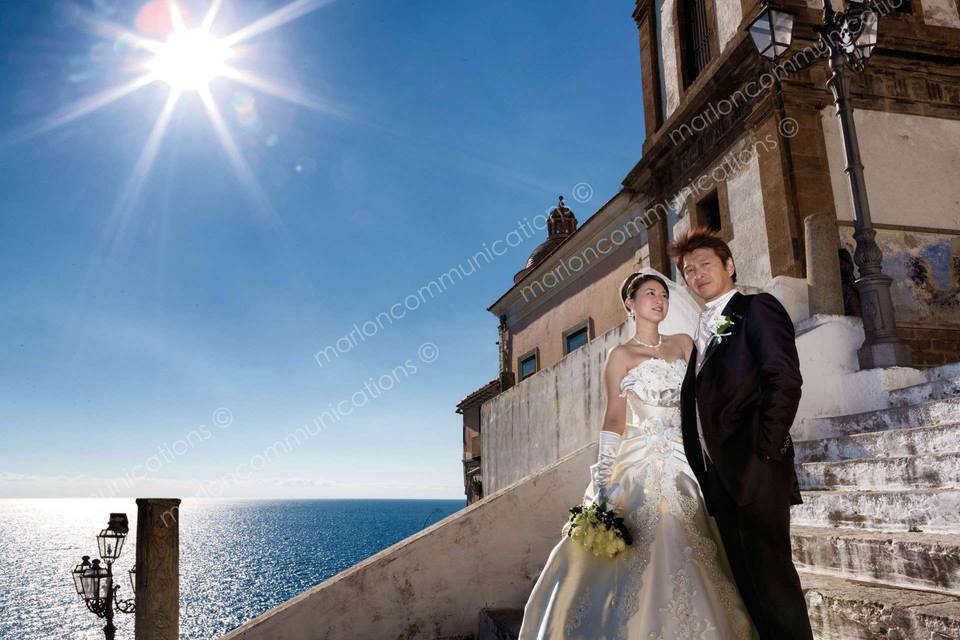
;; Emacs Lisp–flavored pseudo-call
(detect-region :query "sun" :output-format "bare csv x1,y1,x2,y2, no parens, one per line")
5,0,337,226
148,29,231,91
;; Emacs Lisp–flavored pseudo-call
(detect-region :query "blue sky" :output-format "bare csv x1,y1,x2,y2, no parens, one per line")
0,0,644,499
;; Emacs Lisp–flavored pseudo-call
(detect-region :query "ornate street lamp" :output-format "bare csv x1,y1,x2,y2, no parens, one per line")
72,513,135,640
747,5,794,60
72,556,92,596
747,0,910,369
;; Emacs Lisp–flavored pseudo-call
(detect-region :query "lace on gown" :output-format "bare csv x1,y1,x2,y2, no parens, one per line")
519,357,755,640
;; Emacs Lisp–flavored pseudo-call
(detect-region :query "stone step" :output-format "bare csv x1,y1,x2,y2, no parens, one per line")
477,577,960,640
792,526,960,596
801,572,960,640
889,375,960,407
478,608,522,640
800,397,960,441
793,489,960,532
795,423,960,463
798,453,960,490
925,361,960,382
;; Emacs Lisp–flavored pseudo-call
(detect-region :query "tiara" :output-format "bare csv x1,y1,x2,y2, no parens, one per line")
620,271,646,302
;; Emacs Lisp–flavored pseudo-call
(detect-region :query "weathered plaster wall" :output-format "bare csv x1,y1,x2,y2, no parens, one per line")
839,226,960,328
714,0,743,53
670,134,774,288
656,0,681,118
483,322,624,494
218,443,596,640
820,108,960,230
923,0,960,28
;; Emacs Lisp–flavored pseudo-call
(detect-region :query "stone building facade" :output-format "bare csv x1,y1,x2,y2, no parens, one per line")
456,0,960,500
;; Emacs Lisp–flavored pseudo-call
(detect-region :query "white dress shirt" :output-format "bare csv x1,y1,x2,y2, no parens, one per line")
694,287,739,465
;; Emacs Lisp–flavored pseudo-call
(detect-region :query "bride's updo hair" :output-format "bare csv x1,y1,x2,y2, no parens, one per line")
621,272,669,311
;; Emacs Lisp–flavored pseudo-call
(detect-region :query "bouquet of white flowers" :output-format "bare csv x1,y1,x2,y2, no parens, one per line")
561,496,632,559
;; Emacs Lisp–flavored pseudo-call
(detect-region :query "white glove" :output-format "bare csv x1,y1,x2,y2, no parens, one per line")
589,430,622,506
606,482,624,510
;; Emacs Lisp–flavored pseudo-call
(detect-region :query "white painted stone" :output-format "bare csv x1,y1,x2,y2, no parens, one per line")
219,442,597,640
764,275,811,324
725,140,773,287
656,0,681,118
795,423,960,463
801,572,960,640
481,321,624,493
792,526,960,596
798,453,960,490
793,488,960,532
923,0,960,28
800,397,960,441
889,375,960,407
792,314,931,437
714,0,743,53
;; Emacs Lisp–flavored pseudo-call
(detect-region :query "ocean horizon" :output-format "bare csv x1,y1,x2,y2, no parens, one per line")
0,497,467,639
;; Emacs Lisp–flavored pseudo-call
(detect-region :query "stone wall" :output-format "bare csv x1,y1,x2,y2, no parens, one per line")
899,324,960,367
838,224,960,367
218,442,596,640
482,322,625,494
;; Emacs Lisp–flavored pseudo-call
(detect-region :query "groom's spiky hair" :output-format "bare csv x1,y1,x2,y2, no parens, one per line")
668,226,737,283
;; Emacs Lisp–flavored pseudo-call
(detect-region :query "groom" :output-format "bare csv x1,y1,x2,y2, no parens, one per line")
671,227,813,640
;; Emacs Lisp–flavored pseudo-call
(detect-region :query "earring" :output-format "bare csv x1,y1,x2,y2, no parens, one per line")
627,310,635,319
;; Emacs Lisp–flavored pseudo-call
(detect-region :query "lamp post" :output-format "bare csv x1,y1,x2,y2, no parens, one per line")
72,513,136,640
747,0,911,369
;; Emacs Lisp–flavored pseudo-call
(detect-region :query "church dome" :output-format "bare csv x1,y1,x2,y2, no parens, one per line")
513,196,578,283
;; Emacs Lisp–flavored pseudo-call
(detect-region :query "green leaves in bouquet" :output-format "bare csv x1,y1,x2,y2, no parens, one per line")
565,499,633,547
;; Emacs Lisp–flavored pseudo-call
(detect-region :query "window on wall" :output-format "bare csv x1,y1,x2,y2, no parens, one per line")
697,190,722,233
892,0,913,14
562,319,593,355
679,0,712,88
518,349,539,381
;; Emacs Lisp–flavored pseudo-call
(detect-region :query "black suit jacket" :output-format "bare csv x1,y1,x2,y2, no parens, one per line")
680,291,803,507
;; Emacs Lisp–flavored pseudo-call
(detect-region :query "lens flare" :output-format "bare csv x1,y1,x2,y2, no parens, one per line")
2,0,335,224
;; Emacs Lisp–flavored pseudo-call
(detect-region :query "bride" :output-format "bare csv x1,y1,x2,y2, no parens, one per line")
517,269,756,639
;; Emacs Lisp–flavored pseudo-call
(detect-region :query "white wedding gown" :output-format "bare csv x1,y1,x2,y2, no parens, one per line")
518,357,756,640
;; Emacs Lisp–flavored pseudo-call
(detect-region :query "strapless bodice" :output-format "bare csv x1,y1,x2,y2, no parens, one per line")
618,357,687,443
618,357,686,407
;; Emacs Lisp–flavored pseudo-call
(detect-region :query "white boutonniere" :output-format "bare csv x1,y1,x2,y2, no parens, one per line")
707,314,735,346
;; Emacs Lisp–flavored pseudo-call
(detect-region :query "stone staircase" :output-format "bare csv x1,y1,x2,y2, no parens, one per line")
478,362,960,639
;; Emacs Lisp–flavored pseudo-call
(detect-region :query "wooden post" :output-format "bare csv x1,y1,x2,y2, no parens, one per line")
134,498,180,640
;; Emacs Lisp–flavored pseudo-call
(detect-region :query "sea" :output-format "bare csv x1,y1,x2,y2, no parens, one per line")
0,498,467,640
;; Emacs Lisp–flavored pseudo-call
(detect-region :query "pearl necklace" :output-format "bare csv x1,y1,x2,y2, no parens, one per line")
631,335,662,349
